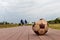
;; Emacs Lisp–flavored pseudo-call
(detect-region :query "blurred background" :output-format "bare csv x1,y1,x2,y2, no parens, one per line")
0,0,60,29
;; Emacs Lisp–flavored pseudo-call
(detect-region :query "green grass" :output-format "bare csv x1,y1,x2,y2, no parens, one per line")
49,24,60,30
0,24,19,28
0,23,60,30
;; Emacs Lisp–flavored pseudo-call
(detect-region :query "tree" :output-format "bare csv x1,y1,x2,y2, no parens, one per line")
48,17,60,24
54,18,60,23
20,19,24,25
25,19,27,24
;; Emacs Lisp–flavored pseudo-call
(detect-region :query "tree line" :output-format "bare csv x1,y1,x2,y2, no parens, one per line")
0,17,60,25
48,17,60,24
0,21,10,25
0,19,28,25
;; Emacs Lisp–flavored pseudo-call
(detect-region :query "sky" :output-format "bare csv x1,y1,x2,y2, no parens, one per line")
0,0,60,23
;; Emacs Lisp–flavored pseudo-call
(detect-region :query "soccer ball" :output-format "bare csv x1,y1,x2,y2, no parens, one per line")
32,19,48,35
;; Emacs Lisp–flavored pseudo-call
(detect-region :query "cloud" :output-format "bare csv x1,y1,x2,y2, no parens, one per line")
0,0,60,23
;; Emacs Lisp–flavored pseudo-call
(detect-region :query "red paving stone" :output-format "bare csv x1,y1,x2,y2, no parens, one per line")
0,26,60,40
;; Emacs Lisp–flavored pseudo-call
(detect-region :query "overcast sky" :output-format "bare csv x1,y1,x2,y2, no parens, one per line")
0,0,60,23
